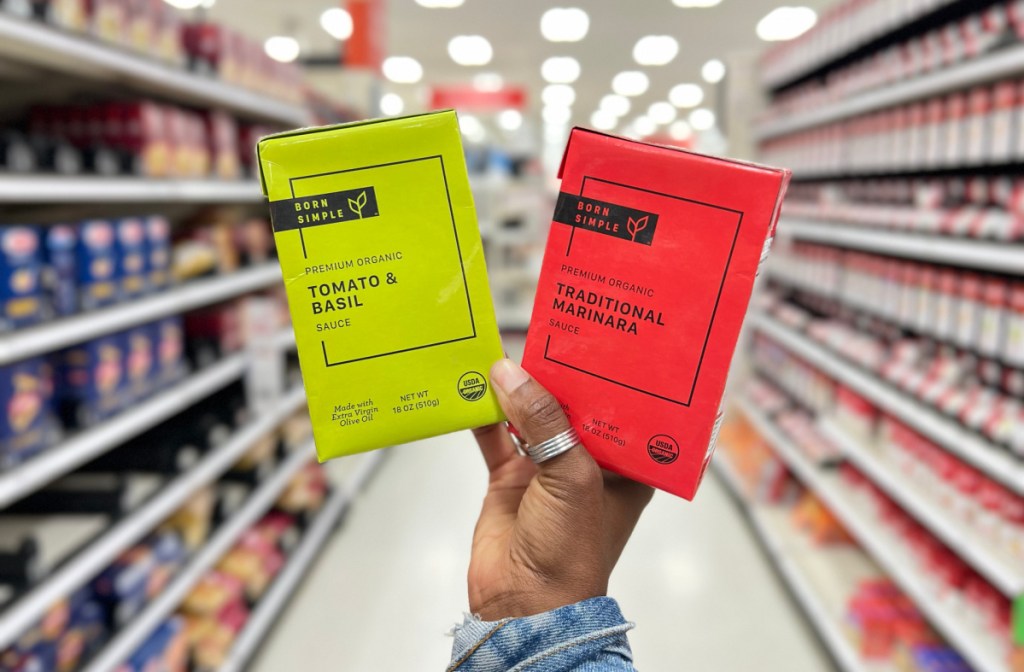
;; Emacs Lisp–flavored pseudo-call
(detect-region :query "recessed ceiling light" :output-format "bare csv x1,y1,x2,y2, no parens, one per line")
591,110,617,131
702,59,726,83
649,102,677,124
382,56,423,83
542,84,575,107
320,8,353,40
459,114,486,142
543,105,572,125
672,0,721,6
757,6,817,42
448,35,493,66
498,109,523,131
633,116,656,137
264,36,299,63
542,57,581,84
633,35,679,66
689,108,716,130
669,120,693,140
473,72,504,91
600,94,631,117
416,0,464,7
612,71,649,97
669,83,704,108
380,93,404,116
541,7,589,42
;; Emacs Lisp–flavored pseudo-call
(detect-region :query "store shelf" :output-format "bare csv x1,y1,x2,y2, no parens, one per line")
715,454,890,672
0,175,263,204
0,263,281,365
0,353,246,509
758,43,1024,141
0,14,309,127
737,399,1010,672
218,450,387,672
0,387,306,651
779,219,1024,276
817,418,1024,596
751,313,1024,494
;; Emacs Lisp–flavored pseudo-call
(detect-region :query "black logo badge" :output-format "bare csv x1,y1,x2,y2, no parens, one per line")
647,434,679,464
269,187,381,232
553,193,659,246
457,371,487,402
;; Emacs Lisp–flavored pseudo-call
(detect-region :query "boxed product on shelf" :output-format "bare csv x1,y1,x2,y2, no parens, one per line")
117,617,188,672
275,463,327,515
0,226,44,331
145,216,172,291
160,487,215,550
215,528,285,601
122,325,155,403
43,224,78,318
117,218,148,299
180,570,249,669
76,220,120,311
93,530,187,627
153,316,186,388
0,357,55,469
55,334,124,427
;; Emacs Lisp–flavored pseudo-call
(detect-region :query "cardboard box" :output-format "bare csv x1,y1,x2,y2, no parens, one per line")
0,226,43,331
522,129,789,500
257,111,505,460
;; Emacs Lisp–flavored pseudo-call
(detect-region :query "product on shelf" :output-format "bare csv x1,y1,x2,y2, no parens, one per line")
160,487,215,550
792,491,851,545
93,530,187,627
55,334,124,427
275,462,327,516
0,587,107,672
180,570,249,670
0,357,56,469
0,226,44,331
115,617,188,672
76,220,120,311
258,110,506,460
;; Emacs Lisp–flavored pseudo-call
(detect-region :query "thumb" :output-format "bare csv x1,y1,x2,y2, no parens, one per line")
490,359,601,497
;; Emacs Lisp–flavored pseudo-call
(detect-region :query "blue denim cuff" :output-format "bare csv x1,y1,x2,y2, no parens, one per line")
448,597,635,671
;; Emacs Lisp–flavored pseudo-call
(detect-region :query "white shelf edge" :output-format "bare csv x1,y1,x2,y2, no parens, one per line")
0,353,247,509
713,455,875,672
780,219,1024,276
81,443,315,672
0,14,309,127
817,418,1024,596
0,263,282,365
758,44,1024,141
751,314,1024,494
0,176,264,204
0,387,307,650
219,450,388,672
737,399,1010,672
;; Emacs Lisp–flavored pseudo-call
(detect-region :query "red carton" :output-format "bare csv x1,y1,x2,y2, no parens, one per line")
522,129,790,500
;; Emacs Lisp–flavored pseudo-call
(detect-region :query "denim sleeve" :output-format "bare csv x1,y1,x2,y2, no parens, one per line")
447,597,637,672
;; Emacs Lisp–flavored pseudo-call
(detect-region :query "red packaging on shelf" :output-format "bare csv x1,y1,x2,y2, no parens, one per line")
521,129,790,500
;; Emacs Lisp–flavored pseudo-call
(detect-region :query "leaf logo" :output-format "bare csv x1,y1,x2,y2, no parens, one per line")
627,216,649,242
348,190,368,219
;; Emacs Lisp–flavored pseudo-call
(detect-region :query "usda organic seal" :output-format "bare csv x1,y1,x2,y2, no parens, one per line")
457,371,487,402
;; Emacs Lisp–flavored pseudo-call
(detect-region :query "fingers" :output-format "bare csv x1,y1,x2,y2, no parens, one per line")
472,423,518,474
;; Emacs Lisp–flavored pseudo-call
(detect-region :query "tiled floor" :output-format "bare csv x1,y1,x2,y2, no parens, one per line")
250,431,833,671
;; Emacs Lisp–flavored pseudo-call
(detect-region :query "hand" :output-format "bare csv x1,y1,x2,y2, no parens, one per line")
468,359,654,621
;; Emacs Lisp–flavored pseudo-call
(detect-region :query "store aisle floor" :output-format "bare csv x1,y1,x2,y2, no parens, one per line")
251,433,832,671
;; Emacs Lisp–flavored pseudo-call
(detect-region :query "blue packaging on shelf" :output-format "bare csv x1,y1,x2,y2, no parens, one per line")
56,335,124,427
43,224,78,317
153,317,185,388
0,358,51,470
0,226,43,331
76,220,119,311
120,617,185,672
123,326,156,404
91,545,154,628
145,216,171,291
117,218,148,300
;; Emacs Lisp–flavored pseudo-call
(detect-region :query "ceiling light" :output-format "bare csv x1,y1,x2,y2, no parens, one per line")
591,111,617,131
672,0,721,6
541,7,589,42
689,108,715,130
649,102,677,124
544,124,567,144
757,6,817,42
612,71,649,97
498,109,523,131
448,35,493,66
543,105,572,125
633,116,656,137
382,56,423,83
264,36,299,63
415,0,464,7
600,94,630,117
669,120,693,141
162,0,204,8
473,72,504,91
702,59,726,83
459,114,486,142
542,84,575,107
633,35,679,66
380,93,404,116
669,83,704,108
320,8,353,40
541,57,581,83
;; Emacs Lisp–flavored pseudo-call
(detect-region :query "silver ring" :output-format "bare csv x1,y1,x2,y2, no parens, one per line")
520,427,581,464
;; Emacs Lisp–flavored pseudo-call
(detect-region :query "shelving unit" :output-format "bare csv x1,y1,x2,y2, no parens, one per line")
0,176,264,204
0,13,310,127
736,399,1010,672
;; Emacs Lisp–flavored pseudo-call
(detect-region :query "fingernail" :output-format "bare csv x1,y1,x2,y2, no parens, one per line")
491,359,530,394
